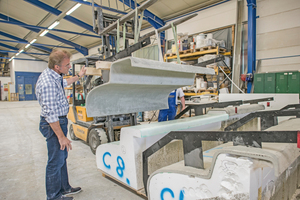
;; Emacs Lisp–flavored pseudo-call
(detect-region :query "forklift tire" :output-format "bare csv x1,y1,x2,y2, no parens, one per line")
89,129,101,154
69,124,78,140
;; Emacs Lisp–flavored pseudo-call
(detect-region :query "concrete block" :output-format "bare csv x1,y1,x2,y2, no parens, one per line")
148,142,300,200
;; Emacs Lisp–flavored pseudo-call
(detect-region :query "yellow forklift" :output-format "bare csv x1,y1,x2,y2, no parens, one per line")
66,5,196,154
67,29,151,153
67,56,141,154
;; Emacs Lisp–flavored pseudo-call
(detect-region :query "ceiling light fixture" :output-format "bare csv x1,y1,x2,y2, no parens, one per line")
19,49,24,53
30,39,37,44
48,21,60,30
40,30,49,37
25,44,31,48
16,52,20,56
66,3,81,15
9,56,15,61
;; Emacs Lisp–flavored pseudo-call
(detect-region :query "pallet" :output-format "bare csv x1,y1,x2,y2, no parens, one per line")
100,170,148,199
10,93,19,101
165,46,227,60
165,53,176,57
184,88,217,94
194,46,226,53
182,49,193,54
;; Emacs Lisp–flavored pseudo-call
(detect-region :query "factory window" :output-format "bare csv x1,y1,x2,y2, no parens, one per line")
25,84,32,95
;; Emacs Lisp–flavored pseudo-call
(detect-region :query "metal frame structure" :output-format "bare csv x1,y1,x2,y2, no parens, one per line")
120,0,165,28
68,10,198,151
225,104,300,131
70,56,137,143
142,129,300,194
142,104,300,194
0,43,19,51
175,97,274,119
0,13,89,55
69,26,152,149
72,0,128,15
24,0,95,33
246,0,257,93
0,49,50,56
0,20,100,38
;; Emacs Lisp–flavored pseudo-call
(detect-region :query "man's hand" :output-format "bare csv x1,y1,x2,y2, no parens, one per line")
78,66,87,77
49,121,72,152
181,105,186,111
66,66,87,85
58,136,72,152
180,96,186,111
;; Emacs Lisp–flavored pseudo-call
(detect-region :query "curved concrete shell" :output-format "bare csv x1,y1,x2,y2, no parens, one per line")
86,57,215,117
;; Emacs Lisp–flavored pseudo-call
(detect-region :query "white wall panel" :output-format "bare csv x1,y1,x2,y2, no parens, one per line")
10,54,47,84
257,46,300,72
256,27,300,51
257,0,300,19
254,0,300,73
165,1,236,40
259,63,300,73
256,8,300,35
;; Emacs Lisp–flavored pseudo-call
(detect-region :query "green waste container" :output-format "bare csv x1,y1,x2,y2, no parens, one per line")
276,72,288,93
264,73,276,93
287,71,300,94
254,73,265,93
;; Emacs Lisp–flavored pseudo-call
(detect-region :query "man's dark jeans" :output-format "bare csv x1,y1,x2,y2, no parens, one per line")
39,116,71,200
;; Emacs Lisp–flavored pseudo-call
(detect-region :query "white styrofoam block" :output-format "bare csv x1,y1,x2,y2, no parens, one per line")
96,103,269,191
148,153,275,200
148,141,300,200
96,112,229,190
148,117,300,200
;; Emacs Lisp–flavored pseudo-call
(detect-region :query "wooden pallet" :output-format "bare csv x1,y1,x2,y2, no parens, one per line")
165,46,228,60
184,88,217,93
194,46,226,53
165,53,176,57
100,170,148,199
10,93,19,101
182,49,193,54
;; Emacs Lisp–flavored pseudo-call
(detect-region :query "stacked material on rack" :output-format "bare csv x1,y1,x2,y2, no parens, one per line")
195,33,226,49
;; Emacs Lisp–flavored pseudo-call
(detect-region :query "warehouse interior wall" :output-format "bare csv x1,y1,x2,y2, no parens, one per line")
9,54,47,85
70,0,298,75
163,1,236,41
141,0,299,73
0,77,11,100
253,0,300,73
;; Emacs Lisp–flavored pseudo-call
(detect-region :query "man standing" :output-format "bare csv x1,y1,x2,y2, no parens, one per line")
158,88,186,122
36,49,86,200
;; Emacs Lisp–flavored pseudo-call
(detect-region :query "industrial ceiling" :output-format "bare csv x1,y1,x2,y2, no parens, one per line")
0,0,225,62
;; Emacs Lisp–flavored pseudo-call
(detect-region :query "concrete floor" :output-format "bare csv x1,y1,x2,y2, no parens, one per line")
0,101,144,200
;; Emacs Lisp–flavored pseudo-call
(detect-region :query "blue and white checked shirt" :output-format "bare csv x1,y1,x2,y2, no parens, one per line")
36,68,69,123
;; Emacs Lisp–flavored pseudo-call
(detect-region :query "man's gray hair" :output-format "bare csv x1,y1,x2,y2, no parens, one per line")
48,48,72,69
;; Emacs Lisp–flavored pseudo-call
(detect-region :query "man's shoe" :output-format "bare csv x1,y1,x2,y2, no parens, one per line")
62,187,82,196
55,196,73,200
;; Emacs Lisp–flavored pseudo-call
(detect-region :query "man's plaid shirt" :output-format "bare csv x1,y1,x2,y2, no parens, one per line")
36,68,69,123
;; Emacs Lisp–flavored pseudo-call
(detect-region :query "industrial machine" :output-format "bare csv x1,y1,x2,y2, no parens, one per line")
68,54,214,154
67,56,139,154
66,1,200,154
